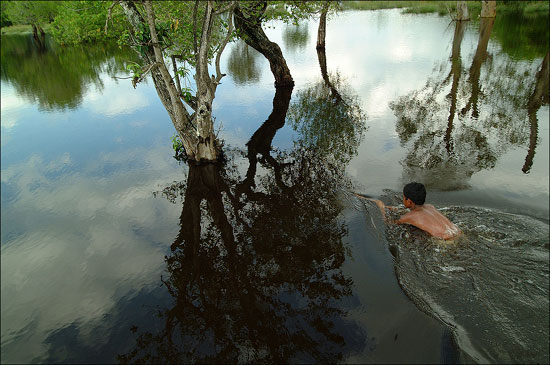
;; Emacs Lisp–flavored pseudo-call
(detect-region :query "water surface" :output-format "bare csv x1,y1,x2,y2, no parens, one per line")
1,9,548,364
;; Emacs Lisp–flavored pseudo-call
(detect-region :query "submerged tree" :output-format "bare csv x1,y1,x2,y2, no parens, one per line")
118,84,366,363
481,0,496,18
233,1,294,87
115,0,237,162
3,1,60,50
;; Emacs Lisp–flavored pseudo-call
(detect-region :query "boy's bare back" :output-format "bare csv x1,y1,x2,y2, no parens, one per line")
397,204,461,240
355,182,461,240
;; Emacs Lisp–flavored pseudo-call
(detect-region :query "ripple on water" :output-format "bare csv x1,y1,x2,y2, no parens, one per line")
380,205,549,364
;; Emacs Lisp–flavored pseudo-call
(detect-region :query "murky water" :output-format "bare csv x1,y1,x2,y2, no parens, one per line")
2,8,548,364
359,191,549,364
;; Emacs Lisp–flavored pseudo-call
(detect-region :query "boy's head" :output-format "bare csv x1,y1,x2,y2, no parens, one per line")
403,182,426,206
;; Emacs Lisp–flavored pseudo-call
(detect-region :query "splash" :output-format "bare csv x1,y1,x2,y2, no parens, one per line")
378,204,550,364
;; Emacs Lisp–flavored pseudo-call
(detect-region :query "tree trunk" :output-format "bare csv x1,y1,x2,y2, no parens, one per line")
31,23,46,50
523,51,549,173
234,2,294,87
194,0,220,162
316,6,327,50
481,1,496,18
456,1,469,21
120,1,207,161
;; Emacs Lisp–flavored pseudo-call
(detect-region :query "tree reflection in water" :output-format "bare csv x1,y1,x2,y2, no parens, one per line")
0,34,139,111
118,84,366,363
226,39,262,85
282,23,309,54
287,48,367,165
390,18,550,190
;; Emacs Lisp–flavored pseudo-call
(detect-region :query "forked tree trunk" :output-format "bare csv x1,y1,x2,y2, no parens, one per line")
234,2,294,87
456,1,469,21
316,6,328,50
481,1,496,18
119,1,198,159
194,0,220,162
121,0,225,162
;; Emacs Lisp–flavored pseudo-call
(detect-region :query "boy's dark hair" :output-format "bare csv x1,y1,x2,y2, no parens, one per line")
403,182,426,205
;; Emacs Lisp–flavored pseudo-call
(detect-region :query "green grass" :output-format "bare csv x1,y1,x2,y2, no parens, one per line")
1,23,51,35
523,1,550,14
343,1,545,17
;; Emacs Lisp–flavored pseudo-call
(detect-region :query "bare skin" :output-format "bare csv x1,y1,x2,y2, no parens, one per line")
356,194,461,240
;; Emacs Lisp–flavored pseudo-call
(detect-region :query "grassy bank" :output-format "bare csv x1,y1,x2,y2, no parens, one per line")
342,1,549,16
1,24,52,35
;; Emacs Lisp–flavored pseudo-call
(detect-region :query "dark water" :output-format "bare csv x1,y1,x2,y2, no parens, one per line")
1,9,548,364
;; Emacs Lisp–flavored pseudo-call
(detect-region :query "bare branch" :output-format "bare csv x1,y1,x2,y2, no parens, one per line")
181,95,198,111
214,0,236,15
104,1,117,35
171,55,182,94
193,0,199,55
214,5,235,85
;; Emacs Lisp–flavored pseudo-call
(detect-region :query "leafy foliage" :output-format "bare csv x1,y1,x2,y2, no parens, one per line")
50,1,127,45
2,1,60,26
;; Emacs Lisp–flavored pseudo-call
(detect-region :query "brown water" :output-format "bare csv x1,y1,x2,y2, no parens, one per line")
1,9,548,364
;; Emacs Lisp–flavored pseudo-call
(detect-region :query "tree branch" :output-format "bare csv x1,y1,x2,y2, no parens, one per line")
171,55,182,94
104,1,117,35
214,3,235,85
193,0,199,55
214,0,236,15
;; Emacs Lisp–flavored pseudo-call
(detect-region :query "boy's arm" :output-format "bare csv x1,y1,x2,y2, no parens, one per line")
353,194,397,219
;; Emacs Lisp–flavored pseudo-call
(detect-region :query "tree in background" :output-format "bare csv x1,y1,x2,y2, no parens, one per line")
456,1,469,21
481,0,496,18
3,1,60,49
50,1,127,44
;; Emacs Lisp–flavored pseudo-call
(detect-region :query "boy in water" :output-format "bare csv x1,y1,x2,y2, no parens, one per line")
363,182,461,240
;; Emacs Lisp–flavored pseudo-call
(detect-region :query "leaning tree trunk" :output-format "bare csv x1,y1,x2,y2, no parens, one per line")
481,1,496,18
234,2,294,87
456,1,469,21
119,1,199,160
316,5,328,50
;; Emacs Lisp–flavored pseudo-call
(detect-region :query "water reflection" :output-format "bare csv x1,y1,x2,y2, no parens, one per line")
282,23,309,53
523,51,549,173
287,48,367,164
226,39,262,85
119,86,365,363
490,10,549,61
0,34,139,111
390,18,549,190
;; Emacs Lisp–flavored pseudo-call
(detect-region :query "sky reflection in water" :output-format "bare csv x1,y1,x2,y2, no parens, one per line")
1,8,549,364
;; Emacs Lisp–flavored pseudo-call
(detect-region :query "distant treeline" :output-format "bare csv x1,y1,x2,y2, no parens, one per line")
342,1,549,15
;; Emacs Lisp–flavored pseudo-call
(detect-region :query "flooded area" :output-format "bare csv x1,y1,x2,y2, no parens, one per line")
2,8,549,364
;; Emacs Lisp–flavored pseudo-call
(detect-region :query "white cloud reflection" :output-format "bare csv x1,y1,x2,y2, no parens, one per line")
1,144,184,363
84,75,150,117
1,85,26,130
